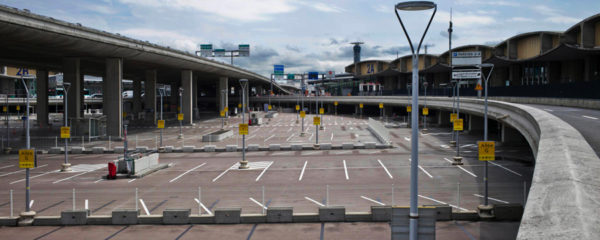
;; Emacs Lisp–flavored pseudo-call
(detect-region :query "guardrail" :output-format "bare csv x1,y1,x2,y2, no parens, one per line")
252,96,600,240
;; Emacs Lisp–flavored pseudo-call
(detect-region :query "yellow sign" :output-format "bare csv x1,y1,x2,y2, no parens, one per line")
219,110,225,117
379,103,383,109
19,149,35,168
157,120,165,129
334,101,338,106
319,108,324,114
177,106,181,111
2,106,6,112
407,106,412,112
239,123,248,135
423,108,429,116
238,103,242,108
16,105,20,111
60,126,70,139
224,107,229,112
122,112,127,118
478,141,495,161
475,84,483,91
313,116,321,125
450,113,458,123
295,105,300,111
300,111,306,118
178,113,184,120
268,105,272,110
359,103,363,109
453,118,464,131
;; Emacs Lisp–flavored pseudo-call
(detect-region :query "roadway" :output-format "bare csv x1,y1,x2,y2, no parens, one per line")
527,104,600,158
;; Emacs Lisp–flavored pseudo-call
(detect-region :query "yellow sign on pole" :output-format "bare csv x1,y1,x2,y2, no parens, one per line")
16,105,20,111
359,103,363,109
224,107,229,112
268,105,272,110
423,107,429,116
300,111,306,118
238,103,242,108
313,116,321,125
334,101,338,106
379,103,384,109
475,84,483,91
2,106,6,112
319,108,324,114
219,110,225,117
453,118,464,131
450,113,458,122
239,123,248,135
60,126,70,139
178,113,184,120
122,112,127,118
19,149,35,168
295,105,300,111
478,141,495,161
157,120,165,129
407,106,412,112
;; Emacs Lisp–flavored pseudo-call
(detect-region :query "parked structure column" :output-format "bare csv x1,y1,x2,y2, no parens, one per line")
193,74,199,120
181,70,193,125
35,69,49,128
217,77,228,111
104,58,123,137
63,58,82,133
133,79,142,118
144,70,157,123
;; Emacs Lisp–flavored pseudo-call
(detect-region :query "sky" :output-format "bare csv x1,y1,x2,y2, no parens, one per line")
1,0,597,77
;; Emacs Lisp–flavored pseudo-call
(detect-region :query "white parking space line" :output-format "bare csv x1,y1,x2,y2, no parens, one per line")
299,161,308,181
53,170,95,184
333,150,352,155
29,200,34,208
249,197,268,210
489,161,522,177
404,137,410,142
255,162,274,182
443,158,478,177
305,196,325,207
418,195,469,212
461,144,475,148
139,199,150,215
0,165,13,170
286,133,295,142
418,165,434,178
128,178,137,183
377,159,393,179
169,163,206,183
264,134,276,142
361,196,385,206
246,135,256,140
212,163,237,182
0,164,48,177
582,115,598,120
343,160,349,180
194,198,213,215
94,179,104,183
10,170,59,184
287,127,293,133
473,194,509,204
330,133,334,141
543,109,553,112
308,133,314,141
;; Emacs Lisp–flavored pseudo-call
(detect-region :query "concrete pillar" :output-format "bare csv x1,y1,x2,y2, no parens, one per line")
217,77,228,111
193,74,198,120
181,70,193,125
144,70,157,123
35,69,49,128
468,115,484,132
63,58,82,131
438,111,450,127
104,58,123,137
133,79,142,116
501,123,524,146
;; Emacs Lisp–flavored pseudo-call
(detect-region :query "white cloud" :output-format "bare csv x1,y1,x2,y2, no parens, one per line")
435,11,495,26
456,0,520,7
545,16,580,24
119,28,201,52
311,2,345,13
509,17,534,22
118,0,296,21
532,5,580,25
373,4,388,13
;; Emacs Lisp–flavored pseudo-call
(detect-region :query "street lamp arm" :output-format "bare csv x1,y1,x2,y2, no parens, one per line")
394,5,437,55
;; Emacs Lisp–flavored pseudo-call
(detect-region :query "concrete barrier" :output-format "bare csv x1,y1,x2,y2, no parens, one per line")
132,153,159,175
364,142,376,149
269,144,280,151
345,212,371,222
203,145,216,152
452,211,479,221
32,216,61,226
319,206,345,222
138,215,162,224
367,117,391,144
240,214,266,224
113,146,124,153
136,146,149,152
0,217,17,226
425,205,452,221
61,210,88,225
163,209,190,225
371,206,392,221
267,207,293,223
494,204,523,221
49,147,62,154
182,146,194,153
225,145,237,152
291,144,303,151
189,215,214,224
292,213,320,223
320,143,332,150
87,216,111,225
247,144,259,151
214,208,241,224
202,129,233,142
92,147,105,154
342,143,354,149
164,146,174,153
112,209,139,225
71,146,84,154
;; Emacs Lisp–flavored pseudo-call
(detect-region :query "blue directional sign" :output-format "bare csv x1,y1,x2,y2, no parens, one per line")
308,72,319,80
274,65,284,75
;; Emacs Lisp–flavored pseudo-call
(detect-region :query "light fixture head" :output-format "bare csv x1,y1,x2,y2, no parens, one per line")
395,1,436,11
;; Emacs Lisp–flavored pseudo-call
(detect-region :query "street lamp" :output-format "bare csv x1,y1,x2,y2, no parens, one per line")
239,79,249,169
479,63,494,214
61,82,72,172
423,81,428,130
158,86,165,149
178,87,183,139
395,2,436,240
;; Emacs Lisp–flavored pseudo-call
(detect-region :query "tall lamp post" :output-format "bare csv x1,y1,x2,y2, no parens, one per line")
61,82,72,172
239,79,249,169
395,2,436,240
479,63,494,213
20,76,35,222
158,87,165,149
178,87,183,139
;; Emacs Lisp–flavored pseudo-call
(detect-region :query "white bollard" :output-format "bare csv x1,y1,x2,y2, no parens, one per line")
72,188,76,210
457,182,461,212
262,185,265,215
326,185,330,207
135,188,138,211
198,187,202,216
10,189,13,218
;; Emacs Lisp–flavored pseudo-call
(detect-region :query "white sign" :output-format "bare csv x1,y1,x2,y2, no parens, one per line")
452,70,481,79
326,71,335,79
452,51,482,66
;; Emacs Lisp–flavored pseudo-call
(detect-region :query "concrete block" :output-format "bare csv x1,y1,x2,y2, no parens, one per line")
320,143,332,150
214,208,241,224
138,215,162,224
319,206,345,222
92,147,105,154
291,144,303,151
136,146,149,152
342,143,354,150
203,145,216,152
292,213,319,223
371,206,392,221
164,146,174,153
189,215,214,224
0,217,18,226
112,209,139,225
494,204,523,221
71,146,84,154
424,205,452,221
452,211,479,221
182,146,194,153
163,209,190,225
113,146,124,153
225,145,238,152
364,142,376,149
86,216,111,225
240,214,266,224
61,210,88,225
32,216,61,226
49,147,63,154
345,212,371,222
269,144,280,151
266,207,293,223
247,144,259,151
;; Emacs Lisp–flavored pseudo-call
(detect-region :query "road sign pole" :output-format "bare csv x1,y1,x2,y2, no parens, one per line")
179,88,183,139
482,64,494,206
239,79,249,169
160,88,164,148
454,81,462,164
20,77,35,220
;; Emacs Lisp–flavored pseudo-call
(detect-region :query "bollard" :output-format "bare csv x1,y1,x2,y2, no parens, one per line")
198,187,201,215
55,136,58,148
262,185,265,215
73,188,76,210
135,135,138,149
10,189,13,218
135,188,139,211
326,185,330,207
108,136,111,150
457,182,461,212
155,136,158,150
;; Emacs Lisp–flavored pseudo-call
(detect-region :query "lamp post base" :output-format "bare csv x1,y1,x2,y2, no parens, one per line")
477,204,494,219
4,147,11,154
18,211,36,226
300,132,306,137
178,134,183,139
452,156,463,165
449,141,456,147
238,160,249,169
60,163,72,172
